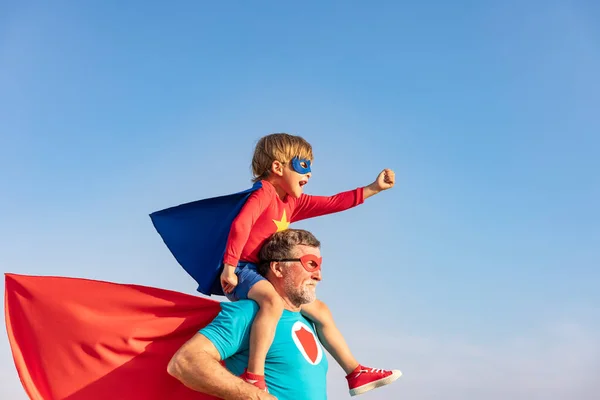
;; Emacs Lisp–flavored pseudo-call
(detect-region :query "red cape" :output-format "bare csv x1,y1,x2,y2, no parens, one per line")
5,273,224,400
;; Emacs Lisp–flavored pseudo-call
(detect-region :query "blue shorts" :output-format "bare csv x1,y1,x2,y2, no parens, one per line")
225,262,266,302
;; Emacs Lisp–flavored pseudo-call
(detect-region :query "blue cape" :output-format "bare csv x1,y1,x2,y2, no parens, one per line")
150,182,262,295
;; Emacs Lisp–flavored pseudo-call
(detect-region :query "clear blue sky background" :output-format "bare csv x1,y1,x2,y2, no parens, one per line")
1,1,599,399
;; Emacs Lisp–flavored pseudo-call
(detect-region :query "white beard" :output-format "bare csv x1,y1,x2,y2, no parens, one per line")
282,271,317,306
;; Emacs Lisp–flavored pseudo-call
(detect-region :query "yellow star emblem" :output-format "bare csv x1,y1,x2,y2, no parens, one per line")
273,210,290,232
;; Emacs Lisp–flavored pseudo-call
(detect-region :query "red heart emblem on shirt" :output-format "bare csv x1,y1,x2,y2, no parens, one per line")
294,325,319,363
291,321,322,365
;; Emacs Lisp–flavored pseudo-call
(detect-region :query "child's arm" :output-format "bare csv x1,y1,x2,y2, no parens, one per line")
220,186,272,293
291,168,395,222
362,168,395,199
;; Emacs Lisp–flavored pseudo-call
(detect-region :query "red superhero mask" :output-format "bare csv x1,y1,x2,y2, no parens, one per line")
268,254,322,272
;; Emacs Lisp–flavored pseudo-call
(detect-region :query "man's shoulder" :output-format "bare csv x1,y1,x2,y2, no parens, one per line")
220,299,259,317
200,300,258,338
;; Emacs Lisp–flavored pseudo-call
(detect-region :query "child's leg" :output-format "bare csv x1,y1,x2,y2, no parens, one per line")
301,299,359,374
246,280,284,376
302,299,402,396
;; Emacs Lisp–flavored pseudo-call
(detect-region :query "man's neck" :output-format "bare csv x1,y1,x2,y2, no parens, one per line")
281,297,302,312
270,281,302,312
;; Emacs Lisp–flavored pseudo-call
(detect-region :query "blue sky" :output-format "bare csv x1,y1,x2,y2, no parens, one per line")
1,1,599,399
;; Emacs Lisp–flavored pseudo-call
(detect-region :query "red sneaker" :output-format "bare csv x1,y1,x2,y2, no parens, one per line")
240,369,268,392
346,365,402,396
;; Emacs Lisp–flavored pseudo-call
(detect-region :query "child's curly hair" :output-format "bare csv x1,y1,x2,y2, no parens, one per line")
251,133,313,182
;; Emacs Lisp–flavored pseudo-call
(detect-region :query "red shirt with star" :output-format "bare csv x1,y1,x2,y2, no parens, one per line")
223,180,364,266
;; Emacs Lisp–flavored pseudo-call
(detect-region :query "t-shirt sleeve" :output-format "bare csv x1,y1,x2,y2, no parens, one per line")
199,301,257,360
223,186,273,266
291,187,364,222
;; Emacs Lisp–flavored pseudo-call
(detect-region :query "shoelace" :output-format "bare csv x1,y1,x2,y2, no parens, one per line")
353,368,386,378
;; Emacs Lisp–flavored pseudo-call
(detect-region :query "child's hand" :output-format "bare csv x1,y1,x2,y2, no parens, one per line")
364,168,395,199
220,264,238,294
375,168,395,190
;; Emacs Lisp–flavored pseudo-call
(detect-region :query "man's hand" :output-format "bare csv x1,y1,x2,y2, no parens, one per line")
168,333,278,400
364,168,395,199
220,264,238,294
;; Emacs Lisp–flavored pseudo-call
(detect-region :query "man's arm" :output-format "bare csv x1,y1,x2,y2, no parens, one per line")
168,333,275,400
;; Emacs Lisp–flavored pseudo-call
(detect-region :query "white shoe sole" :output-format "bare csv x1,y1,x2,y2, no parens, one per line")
349,370,402,396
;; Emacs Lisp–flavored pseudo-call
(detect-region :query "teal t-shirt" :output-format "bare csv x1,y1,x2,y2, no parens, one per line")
200,300,328,400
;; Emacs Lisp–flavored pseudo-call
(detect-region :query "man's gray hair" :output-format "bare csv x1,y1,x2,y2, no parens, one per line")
257,229,321,276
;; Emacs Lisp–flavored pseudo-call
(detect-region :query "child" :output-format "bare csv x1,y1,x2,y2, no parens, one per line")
219,133,401,396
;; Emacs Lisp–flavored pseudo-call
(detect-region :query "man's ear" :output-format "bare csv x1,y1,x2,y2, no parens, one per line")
270,160,284,177
270,261,285,278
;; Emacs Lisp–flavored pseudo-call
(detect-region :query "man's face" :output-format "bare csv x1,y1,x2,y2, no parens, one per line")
281,244,322,306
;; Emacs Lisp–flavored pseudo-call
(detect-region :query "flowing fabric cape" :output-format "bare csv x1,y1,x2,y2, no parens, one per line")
5,273,224,400
150,182,261,296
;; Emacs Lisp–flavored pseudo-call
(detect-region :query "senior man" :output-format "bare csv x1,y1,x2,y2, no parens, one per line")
168,229,329,400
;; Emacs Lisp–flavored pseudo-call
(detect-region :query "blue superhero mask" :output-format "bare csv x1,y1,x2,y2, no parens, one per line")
291,157,311,174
